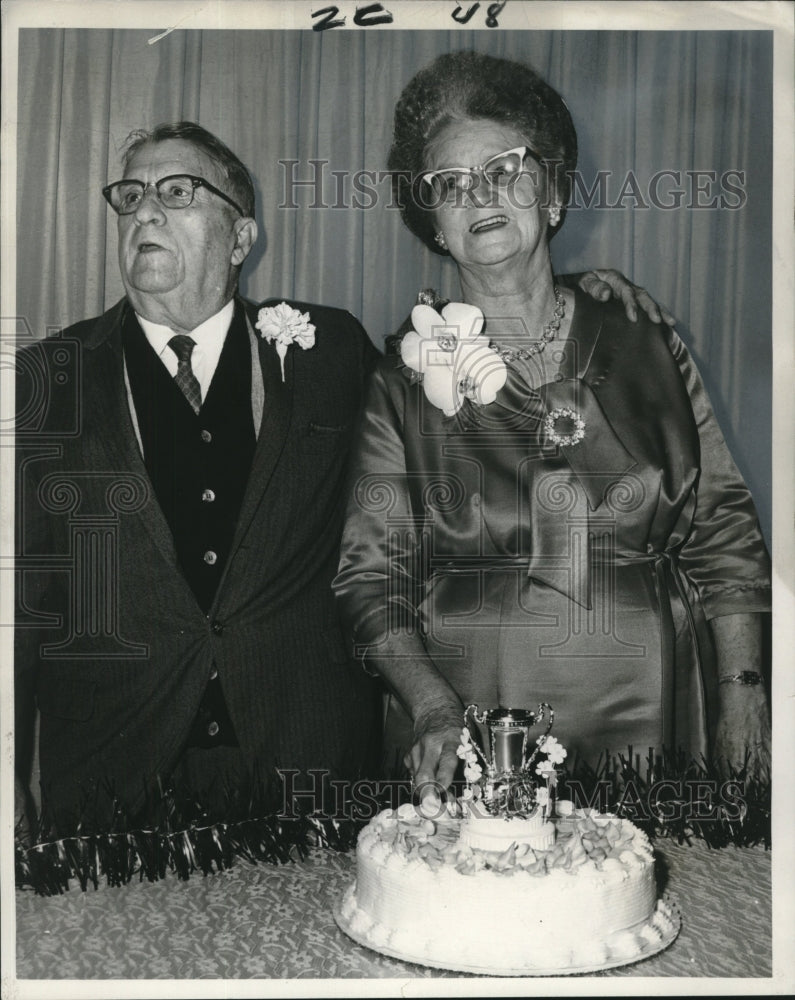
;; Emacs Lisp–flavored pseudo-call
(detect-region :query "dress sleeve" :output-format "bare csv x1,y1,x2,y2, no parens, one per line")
670,329,771,619
333,364,428,659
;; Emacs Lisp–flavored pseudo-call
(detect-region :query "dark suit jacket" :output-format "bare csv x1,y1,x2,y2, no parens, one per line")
15,295,381,825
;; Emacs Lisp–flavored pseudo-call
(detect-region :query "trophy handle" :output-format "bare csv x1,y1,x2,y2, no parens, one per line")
538,702,555,735
521,703,556,770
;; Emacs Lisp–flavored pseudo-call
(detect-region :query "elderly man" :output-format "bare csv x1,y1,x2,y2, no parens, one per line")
15,121,663,834
15,122,383,831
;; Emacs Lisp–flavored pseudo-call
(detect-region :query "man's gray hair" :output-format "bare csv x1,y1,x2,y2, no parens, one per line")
123,121,256,219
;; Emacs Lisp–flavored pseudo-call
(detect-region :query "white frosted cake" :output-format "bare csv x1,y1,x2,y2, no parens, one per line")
338,800,677,974
336,705,678,974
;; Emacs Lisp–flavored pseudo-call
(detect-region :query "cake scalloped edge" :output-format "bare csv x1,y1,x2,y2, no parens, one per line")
336,888,680,976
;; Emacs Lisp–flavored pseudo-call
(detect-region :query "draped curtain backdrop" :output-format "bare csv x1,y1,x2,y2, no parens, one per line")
16,28,772,542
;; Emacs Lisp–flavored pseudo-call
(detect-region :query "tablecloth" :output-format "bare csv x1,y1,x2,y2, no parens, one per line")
15,837,771,980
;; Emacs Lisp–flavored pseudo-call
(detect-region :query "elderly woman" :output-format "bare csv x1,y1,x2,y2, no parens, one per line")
333,52,771,793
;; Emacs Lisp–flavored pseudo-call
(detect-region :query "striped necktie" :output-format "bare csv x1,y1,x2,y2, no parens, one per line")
168,334,202,414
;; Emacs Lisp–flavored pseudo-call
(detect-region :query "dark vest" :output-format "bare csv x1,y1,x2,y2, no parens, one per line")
123,302,256,748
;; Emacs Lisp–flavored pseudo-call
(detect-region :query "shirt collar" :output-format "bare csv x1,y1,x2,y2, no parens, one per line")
135,299,235,359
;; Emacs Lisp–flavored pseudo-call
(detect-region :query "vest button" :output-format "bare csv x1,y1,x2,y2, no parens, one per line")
204,550,218,565
211,621,224,636
207,721,220,737
202,489,216,503
201,429,212,443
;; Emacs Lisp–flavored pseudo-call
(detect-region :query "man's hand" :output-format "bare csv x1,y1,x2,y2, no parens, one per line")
404,705,463,811
578,269,677,325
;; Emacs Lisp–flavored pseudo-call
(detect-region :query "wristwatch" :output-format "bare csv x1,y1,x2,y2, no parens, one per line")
718,670,764,686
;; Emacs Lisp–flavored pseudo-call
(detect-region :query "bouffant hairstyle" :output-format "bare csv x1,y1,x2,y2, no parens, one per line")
387,52,578,255
122,121,256,219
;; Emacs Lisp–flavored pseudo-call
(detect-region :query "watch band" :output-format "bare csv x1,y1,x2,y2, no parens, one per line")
718,670,763,686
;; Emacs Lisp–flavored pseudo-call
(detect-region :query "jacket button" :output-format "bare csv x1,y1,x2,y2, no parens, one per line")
211,621,224,636
202,489,216,503
201,429,212,443
207,721,220,737
209,665,218,679
204,550,217,565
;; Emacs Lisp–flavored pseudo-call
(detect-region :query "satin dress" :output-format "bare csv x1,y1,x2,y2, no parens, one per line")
334,289,771,769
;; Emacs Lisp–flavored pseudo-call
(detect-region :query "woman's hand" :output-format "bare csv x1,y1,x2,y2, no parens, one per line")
713,682,771,781
709,613,770,781
577,269,677,325
359,634,465,808
404,705,463,808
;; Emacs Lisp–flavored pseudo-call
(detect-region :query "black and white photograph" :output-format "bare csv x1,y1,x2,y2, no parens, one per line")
2,1,793,995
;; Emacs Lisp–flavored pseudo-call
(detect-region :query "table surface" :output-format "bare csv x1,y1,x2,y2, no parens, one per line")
16,836,771,980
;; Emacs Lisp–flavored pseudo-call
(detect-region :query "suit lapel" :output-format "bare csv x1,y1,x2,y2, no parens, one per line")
218,300,296,581
83,302,182,568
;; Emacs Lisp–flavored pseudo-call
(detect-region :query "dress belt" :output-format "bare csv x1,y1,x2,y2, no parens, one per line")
429,556,530,574
430,547,682,574
427,547,708,755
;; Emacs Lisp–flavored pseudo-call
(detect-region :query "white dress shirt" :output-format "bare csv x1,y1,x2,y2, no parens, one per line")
136,299,235,405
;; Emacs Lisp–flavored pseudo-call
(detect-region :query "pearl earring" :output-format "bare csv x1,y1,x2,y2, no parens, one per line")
434,231,448,249
549,205,561,227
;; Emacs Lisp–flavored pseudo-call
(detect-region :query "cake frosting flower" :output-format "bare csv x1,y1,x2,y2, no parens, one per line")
456,728,473,757
400,302,507,416
463,762,483,783
535,759,556,779
457,727,484,785
537,734,568,766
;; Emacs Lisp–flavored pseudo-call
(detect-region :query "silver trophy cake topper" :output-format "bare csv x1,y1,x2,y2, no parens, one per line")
459,703,561,817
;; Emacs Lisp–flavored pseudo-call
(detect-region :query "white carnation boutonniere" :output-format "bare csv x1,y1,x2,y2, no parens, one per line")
256,302,316,382
400,302,507,417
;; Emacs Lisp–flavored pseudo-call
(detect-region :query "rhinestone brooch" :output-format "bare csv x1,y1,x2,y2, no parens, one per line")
544,407,585,447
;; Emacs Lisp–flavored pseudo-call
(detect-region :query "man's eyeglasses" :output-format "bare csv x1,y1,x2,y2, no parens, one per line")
421,146,539,200
102,174,245,216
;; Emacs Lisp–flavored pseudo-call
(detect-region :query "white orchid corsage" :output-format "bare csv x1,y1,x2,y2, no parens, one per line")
400,302,507,416
256,302,316,382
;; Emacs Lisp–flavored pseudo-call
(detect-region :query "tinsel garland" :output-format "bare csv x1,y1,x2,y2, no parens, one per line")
15,810,359,897
556,747,771,850
15,749,770,896
14,773,363,897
